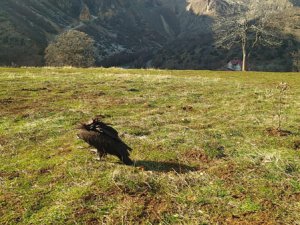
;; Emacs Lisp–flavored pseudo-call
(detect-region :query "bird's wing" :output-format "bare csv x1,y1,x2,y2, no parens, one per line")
82,120,132,152
97,124,133,151
94,123,119,140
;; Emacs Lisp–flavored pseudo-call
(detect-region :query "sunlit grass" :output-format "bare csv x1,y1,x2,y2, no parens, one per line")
0,67,299,224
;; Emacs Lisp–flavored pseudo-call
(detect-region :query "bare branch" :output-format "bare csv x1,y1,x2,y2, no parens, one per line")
212,1,287,71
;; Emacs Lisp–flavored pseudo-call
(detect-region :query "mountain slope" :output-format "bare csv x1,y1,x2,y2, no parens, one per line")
0,0,299,71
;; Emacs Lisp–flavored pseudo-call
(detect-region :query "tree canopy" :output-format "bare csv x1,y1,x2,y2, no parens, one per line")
45,30,96,67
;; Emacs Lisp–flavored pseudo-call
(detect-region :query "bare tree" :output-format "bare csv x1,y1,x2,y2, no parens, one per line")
45,30,96,67
213,2,288,71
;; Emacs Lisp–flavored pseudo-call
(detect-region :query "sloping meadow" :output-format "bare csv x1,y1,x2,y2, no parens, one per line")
0,67,299,224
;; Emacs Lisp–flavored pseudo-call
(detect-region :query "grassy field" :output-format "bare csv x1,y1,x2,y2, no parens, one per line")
0,67,299,224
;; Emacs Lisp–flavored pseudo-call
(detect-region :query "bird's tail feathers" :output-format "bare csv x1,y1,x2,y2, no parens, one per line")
121,156,134,165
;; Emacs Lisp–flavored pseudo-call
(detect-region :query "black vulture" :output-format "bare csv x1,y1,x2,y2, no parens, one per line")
77,118,133,165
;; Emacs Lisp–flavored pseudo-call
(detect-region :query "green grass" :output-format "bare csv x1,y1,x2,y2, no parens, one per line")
0,67,300,224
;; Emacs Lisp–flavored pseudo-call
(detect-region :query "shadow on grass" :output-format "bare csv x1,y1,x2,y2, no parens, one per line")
134,160,198,173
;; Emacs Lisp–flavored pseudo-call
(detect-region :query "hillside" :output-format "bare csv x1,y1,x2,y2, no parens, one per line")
0,0,299,70
0,67,300,224
0,0,203,66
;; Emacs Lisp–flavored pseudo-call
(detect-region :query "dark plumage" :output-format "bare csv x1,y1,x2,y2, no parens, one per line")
77,118,133,165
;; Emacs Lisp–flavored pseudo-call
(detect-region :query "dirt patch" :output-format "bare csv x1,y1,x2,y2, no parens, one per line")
183,149,210,163
2,101,43,117
21,87,48,92
96,91,106,96
74,207,96,219
210,161,237,182
0,136,8,145
73,91,106,98
293,140,300,150
286,192,300,201
142,197,170,223
128,88,140,92
0,98,14,105
50,174,66,184
86,218,100,225
38,166,54,175
260,199,279,210
56,145,73,156
182,105,193,111
0,171,20,180
266,127,292,137
120,194,171,224
82,193,98,203
225,211,278,225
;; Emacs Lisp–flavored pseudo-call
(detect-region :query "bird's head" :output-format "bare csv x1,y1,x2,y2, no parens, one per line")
93,115,105,123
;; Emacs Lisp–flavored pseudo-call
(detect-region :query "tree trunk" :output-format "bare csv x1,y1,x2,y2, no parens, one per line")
242,42,247,71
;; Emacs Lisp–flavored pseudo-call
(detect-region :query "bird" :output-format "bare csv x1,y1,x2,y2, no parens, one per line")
77,118,133,165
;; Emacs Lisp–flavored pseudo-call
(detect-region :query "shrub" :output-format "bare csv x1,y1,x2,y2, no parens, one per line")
45,30,96,67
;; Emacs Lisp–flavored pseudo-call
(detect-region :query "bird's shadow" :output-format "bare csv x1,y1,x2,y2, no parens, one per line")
133,160,198,174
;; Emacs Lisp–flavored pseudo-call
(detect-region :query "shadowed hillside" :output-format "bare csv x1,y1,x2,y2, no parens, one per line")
0,0,299,70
